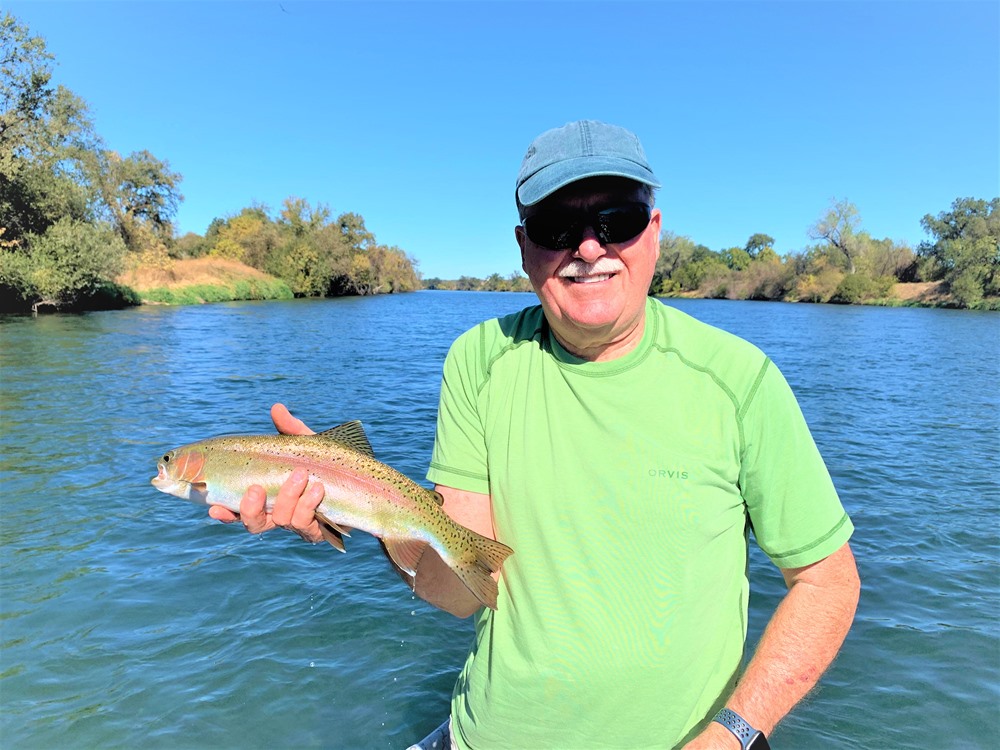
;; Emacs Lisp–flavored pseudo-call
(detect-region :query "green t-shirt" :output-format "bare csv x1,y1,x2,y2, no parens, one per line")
427,298,853,749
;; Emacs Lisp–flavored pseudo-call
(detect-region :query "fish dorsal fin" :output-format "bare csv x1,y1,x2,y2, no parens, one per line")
316,420,375,458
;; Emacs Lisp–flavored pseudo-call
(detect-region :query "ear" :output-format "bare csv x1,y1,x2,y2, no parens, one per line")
515,224,528,272
649,209,662,260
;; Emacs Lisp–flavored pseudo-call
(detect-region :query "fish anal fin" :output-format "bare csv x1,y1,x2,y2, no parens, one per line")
383,537,429,576
315,421,375,458
378,540,416,589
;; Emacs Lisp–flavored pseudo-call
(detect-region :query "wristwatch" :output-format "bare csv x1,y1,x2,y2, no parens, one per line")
712,708,771,750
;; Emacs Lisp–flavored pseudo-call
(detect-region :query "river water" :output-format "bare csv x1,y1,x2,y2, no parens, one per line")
1,292,998,749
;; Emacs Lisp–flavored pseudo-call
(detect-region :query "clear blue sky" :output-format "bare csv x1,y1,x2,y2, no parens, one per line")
8,1,998,280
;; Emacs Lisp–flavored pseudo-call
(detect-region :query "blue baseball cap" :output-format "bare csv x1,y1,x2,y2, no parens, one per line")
515,120,661,207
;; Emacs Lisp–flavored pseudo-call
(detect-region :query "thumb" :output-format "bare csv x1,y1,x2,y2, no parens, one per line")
271,403,315,436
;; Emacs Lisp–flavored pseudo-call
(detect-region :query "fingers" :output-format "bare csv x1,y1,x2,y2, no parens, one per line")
271,403,315,436
270,468,308,527
269,468,325,543
208,505,239,523
239,484,273,535
291,482,326,544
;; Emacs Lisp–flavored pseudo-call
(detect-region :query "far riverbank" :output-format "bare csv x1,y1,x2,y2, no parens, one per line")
115,257,976,310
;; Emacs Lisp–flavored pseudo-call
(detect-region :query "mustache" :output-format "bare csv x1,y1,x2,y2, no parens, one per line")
558,259,626,278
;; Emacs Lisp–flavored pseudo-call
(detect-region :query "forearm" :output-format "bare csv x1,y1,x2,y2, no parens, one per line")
725,543,860,738
398,484,499,619
411,549,485,618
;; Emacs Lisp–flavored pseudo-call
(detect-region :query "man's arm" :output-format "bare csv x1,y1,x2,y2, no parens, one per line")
410,485,497,618
684,542,861,749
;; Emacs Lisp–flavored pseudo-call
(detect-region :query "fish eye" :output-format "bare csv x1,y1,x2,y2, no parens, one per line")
162,454,171,463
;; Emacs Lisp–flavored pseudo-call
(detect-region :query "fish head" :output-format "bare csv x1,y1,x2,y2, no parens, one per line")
151,447,210,505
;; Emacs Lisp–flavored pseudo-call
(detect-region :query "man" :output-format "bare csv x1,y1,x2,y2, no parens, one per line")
212,120,860,749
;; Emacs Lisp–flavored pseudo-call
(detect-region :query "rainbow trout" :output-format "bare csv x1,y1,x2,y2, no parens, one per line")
151,421,512,610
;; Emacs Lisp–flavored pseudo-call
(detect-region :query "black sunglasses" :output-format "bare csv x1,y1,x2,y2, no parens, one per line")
521,202,652,251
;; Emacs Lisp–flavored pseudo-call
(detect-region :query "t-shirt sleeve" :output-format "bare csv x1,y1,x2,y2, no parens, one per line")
739,359,854,569
426,326,491,495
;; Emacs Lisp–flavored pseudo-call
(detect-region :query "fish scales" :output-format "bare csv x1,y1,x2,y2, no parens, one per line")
152,423,513,610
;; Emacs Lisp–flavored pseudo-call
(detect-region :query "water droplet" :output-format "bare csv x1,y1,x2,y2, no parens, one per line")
309,661,315,668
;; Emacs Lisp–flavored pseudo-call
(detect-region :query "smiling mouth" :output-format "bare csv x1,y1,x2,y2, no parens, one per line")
567,273,615,284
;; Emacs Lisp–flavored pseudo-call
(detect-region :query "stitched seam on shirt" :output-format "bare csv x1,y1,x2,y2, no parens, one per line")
551,300,661,377
766,513,851,561
650,344,745,452
427,461,489,483
475,323,545,397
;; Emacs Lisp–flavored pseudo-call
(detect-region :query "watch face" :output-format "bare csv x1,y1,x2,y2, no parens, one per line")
747,733,771,750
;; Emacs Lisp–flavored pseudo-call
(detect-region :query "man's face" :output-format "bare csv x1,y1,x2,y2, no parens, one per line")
516,177,661,361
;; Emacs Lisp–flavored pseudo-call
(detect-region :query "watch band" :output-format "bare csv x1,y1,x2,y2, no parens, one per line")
712,708,771,750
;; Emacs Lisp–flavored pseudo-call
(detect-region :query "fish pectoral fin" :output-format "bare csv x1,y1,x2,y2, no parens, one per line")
382,538,430,576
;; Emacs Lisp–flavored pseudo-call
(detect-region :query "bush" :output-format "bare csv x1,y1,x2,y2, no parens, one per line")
829,273,894,304
0,218,127,311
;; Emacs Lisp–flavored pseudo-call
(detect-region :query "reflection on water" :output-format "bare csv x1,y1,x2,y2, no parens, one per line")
1,294,998,748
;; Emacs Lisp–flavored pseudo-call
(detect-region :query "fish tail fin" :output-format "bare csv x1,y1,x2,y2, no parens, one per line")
452,533,514,611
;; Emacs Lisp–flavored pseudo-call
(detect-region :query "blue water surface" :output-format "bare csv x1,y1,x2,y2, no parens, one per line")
1,293,998,749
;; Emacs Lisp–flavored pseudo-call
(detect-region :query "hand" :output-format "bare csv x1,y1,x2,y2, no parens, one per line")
208,403,326,542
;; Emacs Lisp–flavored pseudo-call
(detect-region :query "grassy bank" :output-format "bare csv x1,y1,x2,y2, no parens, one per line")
118,257,293,305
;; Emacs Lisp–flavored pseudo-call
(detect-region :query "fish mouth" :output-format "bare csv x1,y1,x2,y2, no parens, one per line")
151,462,169,488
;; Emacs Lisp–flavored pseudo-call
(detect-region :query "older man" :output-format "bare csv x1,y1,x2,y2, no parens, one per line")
214,121,860,749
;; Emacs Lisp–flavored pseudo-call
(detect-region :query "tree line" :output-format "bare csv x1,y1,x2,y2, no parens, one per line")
172,202,420,298
649,197,998,309
0,14,418,313
425,196,998,310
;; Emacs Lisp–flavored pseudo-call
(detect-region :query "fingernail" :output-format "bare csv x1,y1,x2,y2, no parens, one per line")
291,468,308,483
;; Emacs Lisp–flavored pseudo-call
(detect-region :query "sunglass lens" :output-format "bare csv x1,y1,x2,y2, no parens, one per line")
523,203,650,250
596,204,651,244
524,213,577,250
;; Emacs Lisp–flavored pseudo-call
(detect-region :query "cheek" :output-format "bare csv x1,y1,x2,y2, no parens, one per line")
522,249,562,284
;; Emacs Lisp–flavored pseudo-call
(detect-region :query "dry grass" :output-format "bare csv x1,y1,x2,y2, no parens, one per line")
890,281,948,303
118,257,274,292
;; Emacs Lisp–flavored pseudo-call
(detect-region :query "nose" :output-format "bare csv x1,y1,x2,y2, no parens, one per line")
573,225,607,263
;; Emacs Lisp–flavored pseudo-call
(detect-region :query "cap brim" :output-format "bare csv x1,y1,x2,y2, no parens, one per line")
517,156,661,207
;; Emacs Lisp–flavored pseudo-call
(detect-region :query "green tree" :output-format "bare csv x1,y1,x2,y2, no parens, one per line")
720,246,752,271
171,231,210,259
0,217,126,310
672,247,729,293
918,197,1000,307
90,148,182,253
338,211,376,252
744,233,775,259
1,14,99,243
809,199,864,274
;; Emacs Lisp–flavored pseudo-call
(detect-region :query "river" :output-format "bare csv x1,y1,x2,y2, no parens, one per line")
1,292,998,749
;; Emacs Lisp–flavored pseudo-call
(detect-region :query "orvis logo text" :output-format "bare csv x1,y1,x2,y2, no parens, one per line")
648,469,689,480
